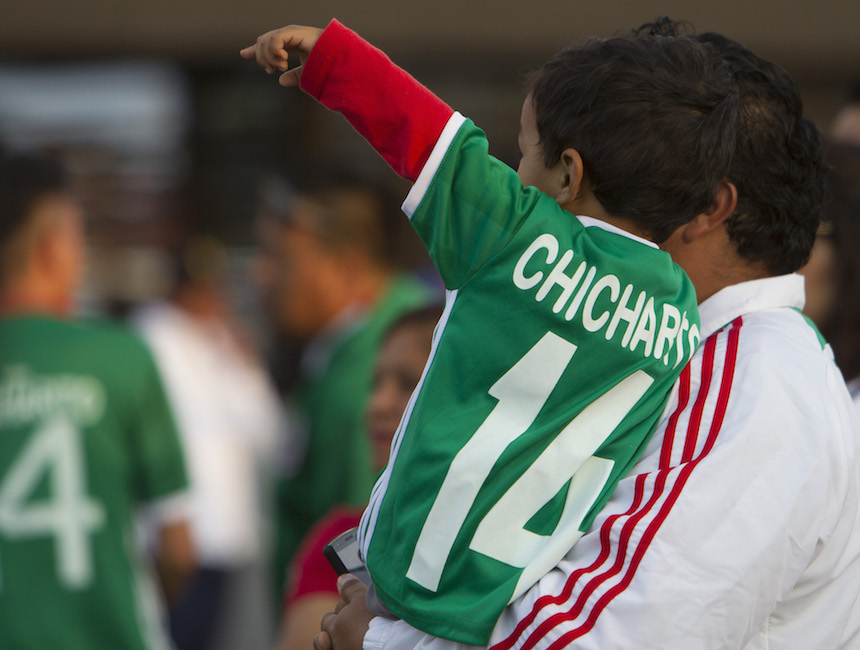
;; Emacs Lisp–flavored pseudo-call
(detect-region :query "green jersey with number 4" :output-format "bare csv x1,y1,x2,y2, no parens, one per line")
0,315,188,650
359,116,701,644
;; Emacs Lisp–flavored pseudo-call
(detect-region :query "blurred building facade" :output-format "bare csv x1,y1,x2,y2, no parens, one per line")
1,0,857,311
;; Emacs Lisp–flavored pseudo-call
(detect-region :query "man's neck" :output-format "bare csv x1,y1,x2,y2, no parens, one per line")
695,261,771,304
686,231,771,304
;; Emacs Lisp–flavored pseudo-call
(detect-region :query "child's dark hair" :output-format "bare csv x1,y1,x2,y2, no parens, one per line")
530,35,737,243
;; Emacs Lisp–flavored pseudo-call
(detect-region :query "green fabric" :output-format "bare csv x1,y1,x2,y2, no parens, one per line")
274,275,430,593
793,307,828,350
362,119,701,644
0,315,187,650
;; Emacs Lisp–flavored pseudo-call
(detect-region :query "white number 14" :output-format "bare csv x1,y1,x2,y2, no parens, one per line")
406,332,653,601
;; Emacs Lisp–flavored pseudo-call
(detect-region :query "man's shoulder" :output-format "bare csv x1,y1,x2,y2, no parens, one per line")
720,307,857,443
733,307,829,360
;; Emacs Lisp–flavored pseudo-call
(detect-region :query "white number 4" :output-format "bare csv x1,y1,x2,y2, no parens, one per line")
406,332,653,601
0,416,105,590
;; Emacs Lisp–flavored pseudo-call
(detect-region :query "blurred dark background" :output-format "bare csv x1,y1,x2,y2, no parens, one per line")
2,0,858,312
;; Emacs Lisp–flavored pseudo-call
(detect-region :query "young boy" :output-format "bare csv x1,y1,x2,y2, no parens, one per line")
242,21,737,645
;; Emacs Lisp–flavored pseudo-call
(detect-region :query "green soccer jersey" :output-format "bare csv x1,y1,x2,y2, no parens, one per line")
0,315,188,650
359,116,701,644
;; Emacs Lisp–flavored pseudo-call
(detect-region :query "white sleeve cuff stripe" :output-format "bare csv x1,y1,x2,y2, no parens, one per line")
402,112,468,219
140,490,192,525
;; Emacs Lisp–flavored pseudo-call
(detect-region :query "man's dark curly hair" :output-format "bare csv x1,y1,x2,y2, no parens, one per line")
634,19,827,275
530,34,738,244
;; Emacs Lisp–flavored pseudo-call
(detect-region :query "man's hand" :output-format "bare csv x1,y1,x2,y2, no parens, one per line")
313,574,375,650
239,25,322,86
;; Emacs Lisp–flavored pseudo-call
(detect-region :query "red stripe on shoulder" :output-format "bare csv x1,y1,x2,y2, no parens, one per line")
681,334,717,462
659,362,691,468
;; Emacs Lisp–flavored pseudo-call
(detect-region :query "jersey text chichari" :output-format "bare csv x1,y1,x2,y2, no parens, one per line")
513,232,700,367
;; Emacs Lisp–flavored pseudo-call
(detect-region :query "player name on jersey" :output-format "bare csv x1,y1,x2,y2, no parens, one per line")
513,232,700,369
0,365,105,427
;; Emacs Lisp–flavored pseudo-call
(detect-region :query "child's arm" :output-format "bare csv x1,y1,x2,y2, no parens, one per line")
241,20,454,183
243,20,538,294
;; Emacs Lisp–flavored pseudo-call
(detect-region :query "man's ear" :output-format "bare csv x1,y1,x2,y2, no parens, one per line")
679,179,738,243
557,148,586,204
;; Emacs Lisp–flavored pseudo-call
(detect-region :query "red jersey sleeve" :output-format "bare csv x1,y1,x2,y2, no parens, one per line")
300,19,455,182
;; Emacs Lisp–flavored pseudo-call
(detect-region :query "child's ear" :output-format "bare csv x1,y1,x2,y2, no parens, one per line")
557,148,586,204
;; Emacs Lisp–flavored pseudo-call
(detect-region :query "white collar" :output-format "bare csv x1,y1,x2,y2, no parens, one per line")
698,273,806,339
575,215,659,249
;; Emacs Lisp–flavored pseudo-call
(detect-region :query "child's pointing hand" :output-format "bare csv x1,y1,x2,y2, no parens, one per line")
240,25,322,86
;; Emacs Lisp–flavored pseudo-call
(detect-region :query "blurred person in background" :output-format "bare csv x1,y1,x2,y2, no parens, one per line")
255,167,433,598
133,234,284,650
0,151,195,649
800,142,860,406
831,78,860,146
277,303,441,650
